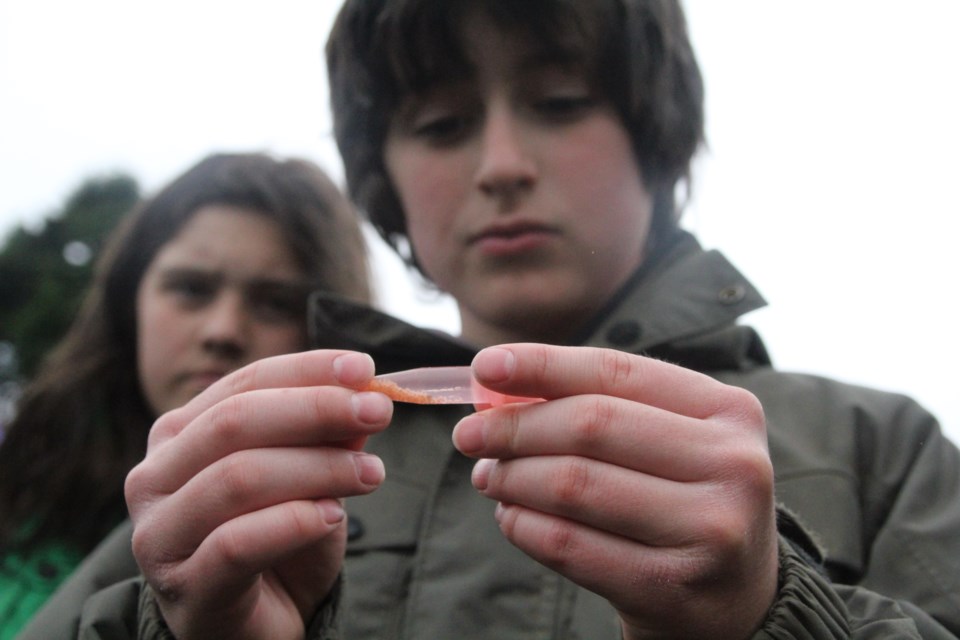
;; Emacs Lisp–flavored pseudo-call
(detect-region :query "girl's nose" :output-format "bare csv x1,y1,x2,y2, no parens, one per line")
199,293,248,358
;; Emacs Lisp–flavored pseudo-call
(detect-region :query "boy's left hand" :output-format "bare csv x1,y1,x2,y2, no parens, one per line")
452,343,778,640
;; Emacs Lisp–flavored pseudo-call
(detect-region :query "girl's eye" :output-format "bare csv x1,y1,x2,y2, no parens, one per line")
247,285,307,324
164,276,215,306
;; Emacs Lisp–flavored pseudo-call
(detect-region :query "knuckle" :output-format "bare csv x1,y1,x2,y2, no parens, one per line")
313,386,335,421
208,396,250,451
131,522,182,580
129,523,153,563
540,517,578,567
224,359,260,396
527,345,551,379
123,463,149,503
215,453,262,506
717,385,765,428
149,408,185,444
211,527,250,572
286,502,326,539
552,457,592,506
493,404,525,452
597,349,640,393
206,397,249,444
124,457,170,511
569,395,614,449
710,441,774,506
699,508,746,554
733,446,775,501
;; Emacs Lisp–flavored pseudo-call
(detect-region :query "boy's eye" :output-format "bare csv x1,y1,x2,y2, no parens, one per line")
398,85,477,146
412,112,473,145
534,94,595,120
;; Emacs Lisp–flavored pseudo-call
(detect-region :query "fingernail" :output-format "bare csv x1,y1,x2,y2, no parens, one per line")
351,391,393,425
452,414,485,454
472,458,495,491
494,502,507,523
473,347,515,383
354,453,385,486
318,500,345,525
334,352,374,385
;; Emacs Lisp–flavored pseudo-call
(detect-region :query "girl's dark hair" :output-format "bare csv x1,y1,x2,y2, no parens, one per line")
326,0,704,270
0,152,370,554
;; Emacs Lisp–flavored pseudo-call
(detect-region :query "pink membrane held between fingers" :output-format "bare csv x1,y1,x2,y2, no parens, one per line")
365,366,541,406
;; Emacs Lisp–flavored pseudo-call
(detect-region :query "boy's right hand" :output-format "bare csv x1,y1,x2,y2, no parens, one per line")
124,350,391,640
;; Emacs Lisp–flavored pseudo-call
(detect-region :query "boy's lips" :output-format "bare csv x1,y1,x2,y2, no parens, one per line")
468,221,559,256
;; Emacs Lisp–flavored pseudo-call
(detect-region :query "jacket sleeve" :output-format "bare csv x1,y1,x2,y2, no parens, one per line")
136,578,344,640
749,372,960,637
751,536,959,639
21,570,343,640
855,402,960,633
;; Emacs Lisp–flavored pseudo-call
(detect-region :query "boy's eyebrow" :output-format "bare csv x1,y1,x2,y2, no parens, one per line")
518,48,583,71
400,55,584,98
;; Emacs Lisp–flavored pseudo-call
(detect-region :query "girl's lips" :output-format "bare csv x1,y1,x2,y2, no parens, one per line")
469,222,558,257
181,370,228,390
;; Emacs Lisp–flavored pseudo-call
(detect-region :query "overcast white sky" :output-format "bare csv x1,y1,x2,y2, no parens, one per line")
1,1,957,445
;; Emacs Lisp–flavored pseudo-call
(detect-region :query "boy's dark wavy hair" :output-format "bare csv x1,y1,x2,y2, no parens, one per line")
326,0,705,271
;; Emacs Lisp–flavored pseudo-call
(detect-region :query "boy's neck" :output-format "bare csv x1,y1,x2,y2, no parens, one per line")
458,310,586,349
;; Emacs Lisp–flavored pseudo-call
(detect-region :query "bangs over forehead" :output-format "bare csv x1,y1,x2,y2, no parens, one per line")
382,0,618,97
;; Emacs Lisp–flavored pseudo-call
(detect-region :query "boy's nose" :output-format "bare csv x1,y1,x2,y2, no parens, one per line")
474,105,538,200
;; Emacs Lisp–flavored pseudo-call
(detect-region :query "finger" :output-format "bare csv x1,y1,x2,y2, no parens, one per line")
454,395,736,481
472,344,760,421
493,502,674,601
142,498,347,635
133,387,392,497
175,499,346,592
491,503,735,629
148,350,376,448
472,455,721,545
133,447,384,558
455,390,770,485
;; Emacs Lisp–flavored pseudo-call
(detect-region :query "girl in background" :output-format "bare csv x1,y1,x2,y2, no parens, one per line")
0,152,370,639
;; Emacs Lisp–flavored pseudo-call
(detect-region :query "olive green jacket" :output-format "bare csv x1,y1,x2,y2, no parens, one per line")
21,233,960,638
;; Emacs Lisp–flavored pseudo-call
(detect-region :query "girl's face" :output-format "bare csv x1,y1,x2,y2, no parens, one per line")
384,15,654,346
136,205,309,415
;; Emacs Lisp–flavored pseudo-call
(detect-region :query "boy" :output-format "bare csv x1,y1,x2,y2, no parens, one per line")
22,1,960,638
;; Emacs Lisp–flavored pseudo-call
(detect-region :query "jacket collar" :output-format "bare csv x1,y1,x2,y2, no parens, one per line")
309,231,770,373
309,293,476,372
578,231,766,349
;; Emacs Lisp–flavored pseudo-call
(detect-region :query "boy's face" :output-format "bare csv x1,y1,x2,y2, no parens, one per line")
384,14,653,346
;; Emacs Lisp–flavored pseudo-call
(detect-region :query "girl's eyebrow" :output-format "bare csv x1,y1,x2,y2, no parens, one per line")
159,266,310,290
157,266,218,280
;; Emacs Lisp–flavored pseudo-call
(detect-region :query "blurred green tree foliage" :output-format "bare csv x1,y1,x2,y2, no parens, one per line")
0,174,140,379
